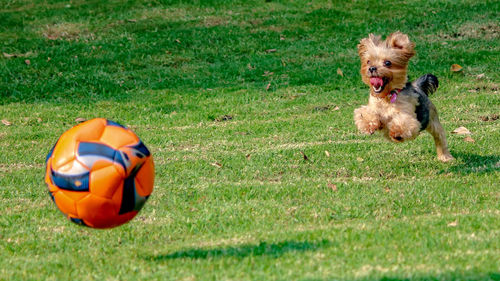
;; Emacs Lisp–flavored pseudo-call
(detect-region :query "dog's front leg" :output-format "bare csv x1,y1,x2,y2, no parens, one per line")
386,113,421,142
354,105,382,135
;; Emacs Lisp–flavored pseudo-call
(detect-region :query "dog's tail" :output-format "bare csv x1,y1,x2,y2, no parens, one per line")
413,74,439,96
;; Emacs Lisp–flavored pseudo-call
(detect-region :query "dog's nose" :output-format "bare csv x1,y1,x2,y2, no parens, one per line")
369,66,377,73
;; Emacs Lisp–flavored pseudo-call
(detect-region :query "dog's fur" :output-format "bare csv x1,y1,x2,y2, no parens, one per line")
354,32,454,162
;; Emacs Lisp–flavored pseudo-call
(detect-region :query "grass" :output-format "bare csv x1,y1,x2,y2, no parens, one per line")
0,0,499,280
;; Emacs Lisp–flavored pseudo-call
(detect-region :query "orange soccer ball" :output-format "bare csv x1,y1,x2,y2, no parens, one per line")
45,118,154,229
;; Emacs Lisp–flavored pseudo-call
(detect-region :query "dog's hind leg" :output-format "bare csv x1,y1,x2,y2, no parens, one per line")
426,104,454,162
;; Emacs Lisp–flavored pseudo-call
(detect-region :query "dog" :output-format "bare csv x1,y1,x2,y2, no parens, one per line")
354,32,454,162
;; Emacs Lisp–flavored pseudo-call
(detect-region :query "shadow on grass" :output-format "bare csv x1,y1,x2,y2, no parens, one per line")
441,152,499,175
147,239,331,261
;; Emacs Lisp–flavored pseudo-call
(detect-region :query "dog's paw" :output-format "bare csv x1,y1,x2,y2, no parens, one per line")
387,118,420,142
357,120,381,135
438,153,455,162
388,124,416,142
366,121,382,134
389,133,405,142
354,107,381,135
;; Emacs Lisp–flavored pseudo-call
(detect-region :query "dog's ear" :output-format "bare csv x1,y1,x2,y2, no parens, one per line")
357,34,381,58
386,31,415,59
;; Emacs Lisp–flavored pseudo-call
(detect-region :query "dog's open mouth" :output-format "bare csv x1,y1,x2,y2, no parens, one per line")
370,77,388,94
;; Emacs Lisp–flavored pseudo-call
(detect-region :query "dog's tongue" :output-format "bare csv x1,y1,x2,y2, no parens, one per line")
370,77,384,88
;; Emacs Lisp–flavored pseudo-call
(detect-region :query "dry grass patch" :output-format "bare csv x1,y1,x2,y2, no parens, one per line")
135,7,190,22
458,21,500,40
431,21,500,41
42,22,93,41
200,15,232,27
0,163,43,172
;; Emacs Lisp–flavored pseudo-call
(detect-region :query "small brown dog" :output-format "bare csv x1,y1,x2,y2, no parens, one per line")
354,32,454,162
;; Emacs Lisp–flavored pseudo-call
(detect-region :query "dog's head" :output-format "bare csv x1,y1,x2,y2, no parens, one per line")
358,32,415,98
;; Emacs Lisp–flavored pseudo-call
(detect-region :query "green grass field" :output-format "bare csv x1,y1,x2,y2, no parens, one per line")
1,0,499,280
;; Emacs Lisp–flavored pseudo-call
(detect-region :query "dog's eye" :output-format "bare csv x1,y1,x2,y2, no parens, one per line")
367,60,371,64
384,60,392,67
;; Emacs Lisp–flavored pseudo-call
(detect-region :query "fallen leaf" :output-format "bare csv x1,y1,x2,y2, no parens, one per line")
24,59,31,65
300,151,309,161
464,136,475,143
384,187,390,193
476,73,485,79
75,117,87,123
246,153,251,160
313,105,331,112
450,64,462,72
327,182,337,192
452,126,471,135
215,115,233,122
287,206,298,215
265,82,271,91
262,71,274,77
356,157,364,162
333,106,340,111
480,114,498,122
324,150,330,157
336,68,344,77
210,162,222,168
447,220,458,227
1,119,12,126
265,48,277,53
127,19,137,23
280,34,285,41
175,39,181,43
3,51,33,58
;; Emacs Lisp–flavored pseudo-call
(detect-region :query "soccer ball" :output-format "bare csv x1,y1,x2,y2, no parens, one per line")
45,118,154,229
